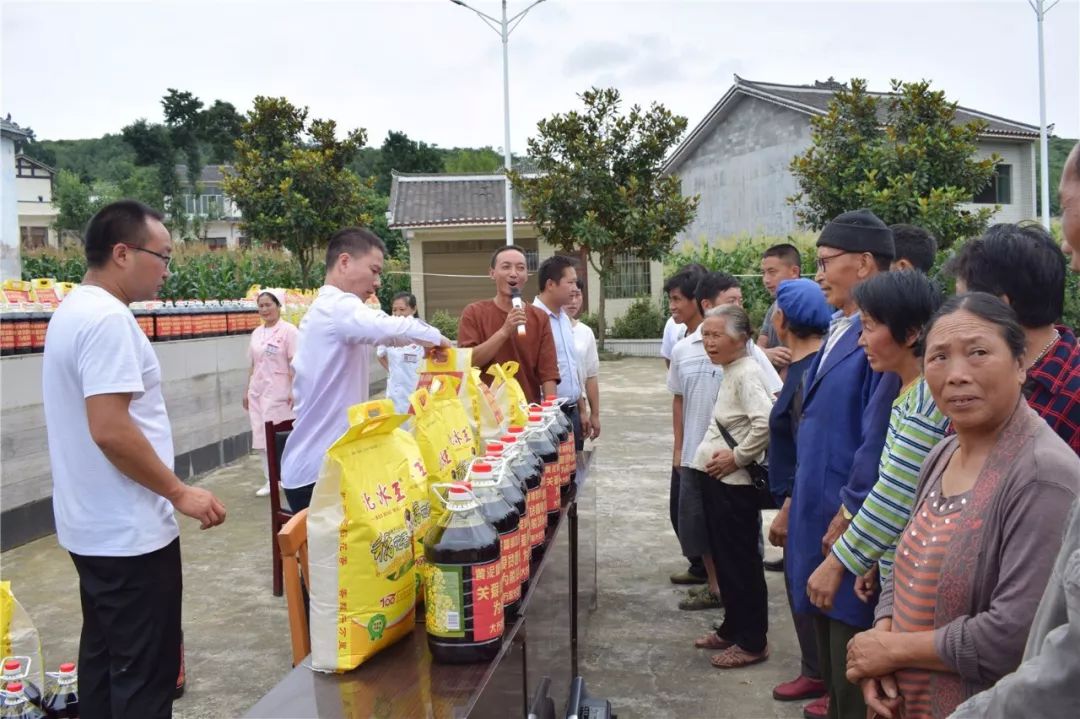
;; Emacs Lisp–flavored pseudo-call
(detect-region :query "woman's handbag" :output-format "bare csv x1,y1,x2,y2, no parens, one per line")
715,420,777,510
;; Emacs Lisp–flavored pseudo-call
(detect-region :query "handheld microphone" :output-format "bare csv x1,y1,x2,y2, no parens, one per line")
510,287,527,336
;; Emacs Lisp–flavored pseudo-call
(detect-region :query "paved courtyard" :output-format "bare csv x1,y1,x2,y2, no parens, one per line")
2,357,807,718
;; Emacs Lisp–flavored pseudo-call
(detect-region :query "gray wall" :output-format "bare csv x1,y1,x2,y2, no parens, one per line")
0,335,387,549
675,96,814,245
673,95,1038,245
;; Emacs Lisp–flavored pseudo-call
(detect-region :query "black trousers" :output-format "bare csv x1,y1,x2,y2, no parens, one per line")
814,615,867,719
564,402,585,452
785,552,822,680
285,483,315,513
70,538,182,719
699,473,768,653
669,466,706,577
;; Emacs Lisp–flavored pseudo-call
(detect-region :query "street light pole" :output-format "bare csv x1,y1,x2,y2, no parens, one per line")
450,0,548,246
501,0,514,247
1029,0,1059,229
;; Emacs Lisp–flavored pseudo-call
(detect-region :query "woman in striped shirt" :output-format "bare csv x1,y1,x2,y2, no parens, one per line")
806,271,948,612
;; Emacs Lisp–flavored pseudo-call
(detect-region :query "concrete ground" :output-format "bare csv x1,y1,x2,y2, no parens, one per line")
1,357,809,718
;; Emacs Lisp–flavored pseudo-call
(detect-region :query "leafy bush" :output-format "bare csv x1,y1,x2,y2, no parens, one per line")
21,244,413,307
578,312,600,338
428,310,459,341
669,231,1080,333
609,297,666,339
667,237,817,331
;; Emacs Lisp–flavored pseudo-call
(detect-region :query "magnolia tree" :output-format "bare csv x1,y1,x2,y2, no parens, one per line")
510,87,698,346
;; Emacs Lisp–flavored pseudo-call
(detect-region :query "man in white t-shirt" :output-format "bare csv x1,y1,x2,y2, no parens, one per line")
43,200,226,719
280,227,450,512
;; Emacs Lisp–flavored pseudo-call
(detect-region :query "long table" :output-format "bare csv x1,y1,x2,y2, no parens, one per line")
244,452,597,719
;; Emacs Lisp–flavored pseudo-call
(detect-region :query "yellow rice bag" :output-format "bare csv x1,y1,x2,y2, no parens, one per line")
487,360,530,427
308,400,428,672
409,378,477,529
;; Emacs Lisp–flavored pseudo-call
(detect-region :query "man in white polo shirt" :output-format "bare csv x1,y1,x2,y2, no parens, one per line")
43,200,226,719
279,227,450,512
533,255,582,445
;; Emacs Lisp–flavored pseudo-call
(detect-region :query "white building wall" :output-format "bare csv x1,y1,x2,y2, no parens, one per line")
959,138,1038,225
1,137,20,280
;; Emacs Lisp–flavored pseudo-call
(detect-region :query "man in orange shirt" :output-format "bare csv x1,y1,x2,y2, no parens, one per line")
458,245,559,403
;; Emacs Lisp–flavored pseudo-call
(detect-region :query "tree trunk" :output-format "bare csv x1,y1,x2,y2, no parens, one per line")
298,247,312,288
589,253,611,353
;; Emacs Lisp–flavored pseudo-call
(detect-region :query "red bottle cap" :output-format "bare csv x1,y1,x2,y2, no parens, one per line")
6,682,22,692
59,663,76,673
449,482,471,496
499,435,517,444
507,425,525,434
3,660,20,671
471,462,493,473
545,394,556,401
486,442,504,454
541,400,553,407
528,413,542,422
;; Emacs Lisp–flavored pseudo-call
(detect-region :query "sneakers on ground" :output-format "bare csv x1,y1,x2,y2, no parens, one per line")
678,585,722,610
763,556,784,572
669,568,708,585
255,482,271,497
773,674,827,701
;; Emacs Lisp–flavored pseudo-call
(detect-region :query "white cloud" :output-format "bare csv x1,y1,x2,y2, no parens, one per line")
1,0,1076,151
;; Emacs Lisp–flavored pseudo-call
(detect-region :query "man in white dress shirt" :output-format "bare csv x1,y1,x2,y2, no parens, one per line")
279,227,450,511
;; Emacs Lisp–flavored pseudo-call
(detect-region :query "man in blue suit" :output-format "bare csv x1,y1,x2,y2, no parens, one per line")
788,209,901,719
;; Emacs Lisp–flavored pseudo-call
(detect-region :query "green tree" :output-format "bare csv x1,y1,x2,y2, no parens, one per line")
375,131,443,195
221,96,374,284
349,146,382,182
201,100,245,163
789,79,999,249
53,170,102,237
510,87,698,346
443,146,503,173
1036,136,1078,217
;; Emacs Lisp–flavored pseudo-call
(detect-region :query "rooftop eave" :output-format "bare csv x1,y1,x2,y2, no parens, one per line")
387,218,533,230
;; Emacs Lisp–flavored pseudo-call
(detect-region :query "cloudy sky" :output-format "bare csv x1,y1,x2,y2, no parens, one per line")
3,0,1078,152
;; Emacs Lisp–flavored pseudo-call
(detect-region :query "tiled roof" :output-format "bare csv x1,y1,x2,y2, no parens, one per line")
666,76,1040,173
738,77,1040,137
1,117,31,141
387,172,532,228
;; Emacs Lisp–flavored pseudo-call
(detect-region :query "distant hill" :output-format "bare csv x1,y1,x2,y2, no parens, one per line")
1036,135,1077,216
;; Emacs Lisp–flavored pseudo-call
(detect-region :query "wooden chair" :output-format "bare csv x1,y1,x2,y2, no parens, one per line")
278,508,310,666
265,419,294,596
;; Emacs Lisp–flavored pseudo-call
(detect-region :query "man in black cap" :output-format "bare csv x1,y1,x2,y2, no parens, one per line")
786,209,901,719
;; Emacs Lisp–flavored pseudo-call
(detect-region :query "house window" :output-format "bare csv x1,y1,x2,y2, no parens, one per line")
973,164,1012,204
525,249,539,273
20,226,47,250
205,237,228,250
603,253,652,299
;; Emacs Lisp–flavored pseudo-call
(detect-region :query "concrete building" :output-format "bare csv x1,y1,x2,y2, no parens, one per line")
387,171,663,325
175,164,245,248
16,154,59,249
666,76,1041,245
2,117,32,280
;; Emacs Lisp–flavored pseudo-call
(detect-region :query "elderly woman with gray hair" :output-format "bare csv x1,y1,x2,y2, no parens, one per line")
690,303,776,669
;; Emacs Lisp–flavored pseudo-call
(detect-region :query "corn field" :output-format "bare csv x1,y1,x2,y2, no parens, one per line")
21,245,412,308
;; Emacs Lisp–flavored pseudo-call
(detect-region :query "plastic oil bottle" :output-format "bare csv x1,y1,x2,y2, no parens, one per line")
424,483,504,664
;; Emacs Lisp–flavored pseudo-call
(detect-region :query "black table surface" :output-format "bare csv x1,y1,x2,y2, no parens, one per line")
244,453,592,719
